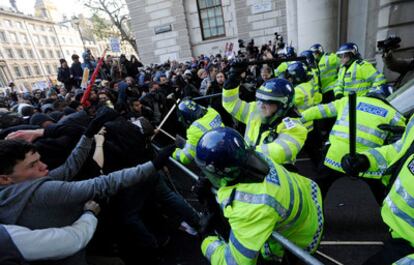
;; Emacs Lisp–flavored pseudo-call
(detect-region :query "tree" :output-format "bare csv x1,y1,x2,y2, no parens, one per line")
83,0,138,55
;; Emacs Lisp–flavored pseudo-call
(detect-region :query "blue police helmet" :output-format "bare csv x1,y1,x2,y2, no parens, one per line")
310,43,324,54
336,42,358,56
286,62,309,85
300,50,316,67
195,127,248,188
177,99,207,127
369,84,394,98
286,46,297,58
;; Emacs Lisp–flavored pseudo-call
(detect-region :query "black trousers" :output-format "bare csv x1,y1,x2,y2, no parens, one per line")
363,238,414,265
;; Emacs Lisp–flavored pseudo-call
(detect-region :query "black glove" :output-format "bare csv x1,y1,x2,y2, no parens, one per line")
84,107,119,138
224,59,249,90
175,134,186,149
198,212,216,239
341,154,370,176
193,177,214,204
152,144,175,170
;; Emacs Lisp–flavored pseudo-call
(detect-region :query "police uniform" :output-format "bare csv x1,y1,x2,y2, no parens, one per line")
201,154,323,264
361,115,414,264
222,86,307,165
301,96,405,199
317,53,340,95
333,59,386,98
173,107,223,165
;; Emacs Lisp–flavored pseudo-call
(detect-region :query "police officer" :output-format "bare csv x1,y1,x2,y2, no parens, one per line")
300,50,322,96
285,61,322,114
301,85,405,201
333,42,386,98
173,99,223,165
195,127,324,264
222,64,307,166
341,113,414,264
310,43,340,103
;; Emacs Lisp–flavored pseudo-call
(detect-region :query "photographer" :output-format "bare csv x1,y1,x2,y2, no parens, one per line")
380,36,414,88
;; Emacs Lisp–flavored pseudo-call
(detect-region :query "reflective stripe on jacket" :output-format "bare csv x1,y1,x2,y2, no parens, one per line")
318,53,340,94
301,96,405,179
173,107,224,165
333,59,386,97
201,154,324,264
223,86,307,164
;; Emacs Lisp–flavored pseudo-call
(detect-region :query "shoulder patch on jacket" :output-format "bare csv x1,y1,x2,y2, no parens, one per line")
209,115,222,128
357,102,388,117
283,117,296,130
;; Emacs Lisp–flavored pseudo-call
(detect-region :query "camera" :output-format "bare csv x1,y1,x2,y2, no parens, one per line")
377,36,401,52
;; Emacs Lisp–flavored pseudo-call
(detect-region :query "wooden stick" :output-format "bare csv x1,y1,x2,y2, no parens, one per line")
151,99,180,140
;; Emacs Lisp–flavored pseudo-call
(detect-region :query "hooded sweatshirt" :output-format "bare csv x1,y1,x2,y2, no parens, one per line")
0,135,156,265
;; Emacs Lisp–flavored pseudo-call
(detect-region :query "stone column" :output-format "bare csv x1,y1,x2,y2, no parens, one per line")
296,0,339,52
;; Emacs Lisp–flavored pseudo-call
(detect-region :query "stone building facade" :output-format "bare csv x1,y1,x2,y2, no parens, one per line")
127,0,414,83
126,0,286,64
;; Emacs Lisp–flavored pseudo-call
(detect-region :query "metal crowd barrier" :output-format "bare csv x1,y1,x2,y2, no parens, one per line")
152,143,324,265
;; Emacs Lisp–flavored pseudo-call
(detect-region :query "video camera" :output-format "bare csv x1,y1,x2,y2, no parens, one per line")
377,36,401,52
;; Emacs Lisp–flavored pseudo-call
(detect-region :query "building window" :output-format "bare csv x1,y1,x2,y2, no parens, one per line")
4,20,12,28
6,48,14,58
66,50,70,55
48,50,54,58
40,25,45,31
17,49,25,59
0,31,7,42
26,49,34,58
9,32,17,43
197,0,225,40
33,35,40,44
16,21,23,29
61,37,65,43
13,66,22,77
43,36,49,45
55,50,60,58
40,50,46,58
20,33,28,43
51,36,57,45
34,64,41,75
45,65,51,74
24,66,32,76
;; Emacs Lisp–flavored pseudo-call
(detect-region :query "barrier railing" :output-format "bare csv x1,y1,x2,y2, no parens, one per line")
152,143,324,265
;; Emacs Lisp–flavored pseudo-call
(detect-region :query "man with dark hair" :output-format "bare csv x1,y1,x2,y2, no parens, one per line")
0,108,174,265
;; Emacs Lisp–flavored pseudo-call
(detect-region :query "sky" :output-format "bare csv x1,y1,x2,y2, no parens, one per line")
10,0,91,17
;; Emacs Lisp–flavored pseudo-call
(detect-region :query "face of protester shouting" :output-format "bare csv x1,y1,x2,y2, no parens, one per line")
159,76,168,85
209,67,218,80
216,72,225,85
0,141,49,185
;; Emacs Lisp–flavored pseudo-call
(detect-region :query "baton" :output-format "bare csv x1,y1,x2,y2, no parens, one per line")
349,92,357,159
192,93,222,101
151,98,180,140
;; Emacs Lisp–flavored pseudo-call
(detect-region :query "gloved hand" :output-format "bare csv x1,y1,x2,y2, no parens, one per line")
193,177,213,204
341,154,370,176
175,134,186,149
224,59,249,90
198,212,216,239
84,107,119,138
152,144,175,170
